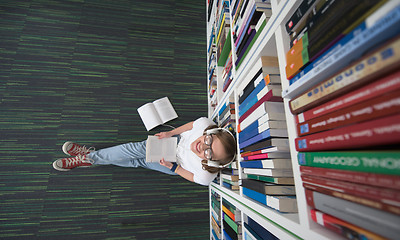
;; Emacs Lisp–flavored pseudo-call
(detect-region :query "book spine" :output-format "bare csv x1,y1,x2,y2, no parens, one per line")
239,129,272,149
285,0,317,33
297,70,400,123
289,36,400,114
303,182,400,215
223,213,238,233
298,151,400,176
242,187,267,205
310,209,387,240
241,179,266,194
307,0,381,62
247,217,279,240
240,160,263,168
297,89,400,136
266,195,298,213
283,5,400,99
305,189,400,239
238,90,282,124
302,175,400,206
238,75,268,114
239,68,263,104
300,165,400,190
295,114,400,152
235,18,267,69
235,4,256,47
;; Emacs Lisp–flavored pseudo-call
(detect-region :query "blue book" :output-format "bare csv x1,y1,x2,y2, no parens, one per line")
239,76,281,117
247,217,279,240
212,229,220,240
239,128,288,149
223,230,233,240
243,222,263,240
239,75,266,114
242,187,267,206
240,158,291,169
239,129,272,149
218,101,233,116
238,120,261,143
284,4,400,98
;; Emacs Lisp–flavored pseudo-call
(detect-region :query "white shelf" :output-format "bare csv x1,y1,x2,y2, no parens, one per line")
206,0,359,239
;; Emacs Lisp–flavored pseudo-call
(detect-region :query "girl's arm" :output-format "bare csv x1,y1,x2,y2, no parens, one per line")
155,121,194,139
159,158,194,182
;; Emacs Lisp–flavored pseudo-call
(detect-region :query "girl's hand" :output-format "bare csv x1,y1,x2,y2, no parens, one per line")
159,158,173,169
155,131,172,139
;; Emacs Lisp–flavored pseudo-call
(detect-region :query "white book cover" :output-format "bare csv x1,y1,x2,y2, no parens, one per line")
240,102,285,131
145,136,177,163
137,97,178,131
243,168,293,177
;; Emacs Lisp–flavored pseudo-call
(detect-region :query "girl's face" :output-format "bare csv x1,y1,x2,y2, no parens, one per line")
191,134,228,161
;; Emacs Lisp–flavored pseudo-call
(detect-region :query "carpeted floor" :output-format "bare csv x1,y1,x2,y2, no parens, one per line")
0,0,210,239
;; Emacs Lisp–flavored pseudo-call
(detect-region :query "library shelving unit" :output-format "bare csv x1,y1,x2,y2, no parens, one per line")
207,0,400,239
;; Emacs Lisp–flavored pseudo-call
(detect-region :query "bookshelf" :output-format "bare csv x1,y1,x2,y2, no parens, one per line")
207,0,400,239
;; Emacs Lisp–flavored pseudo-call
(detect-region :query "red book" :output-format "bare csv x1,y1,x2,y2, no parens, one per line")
295,70,400,124
300,166,400,190
242,152,290,160
238,89,282,124
310,209,386,240
295,113,400,151
302,175,400,211
303,182,400,215
297,89,400,136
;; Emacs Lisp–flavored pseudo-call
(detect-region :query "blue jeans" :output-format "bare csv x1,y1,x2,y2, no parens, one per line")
88,140,178,176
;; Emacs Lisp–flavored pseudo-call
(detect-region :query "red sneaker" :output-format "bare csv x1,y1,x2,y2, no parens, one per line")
52,155,93,171
62,141,95,156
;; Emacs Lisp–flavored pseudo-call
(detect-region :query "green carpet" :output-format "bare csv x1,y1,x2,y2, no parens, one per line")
0,0,210,239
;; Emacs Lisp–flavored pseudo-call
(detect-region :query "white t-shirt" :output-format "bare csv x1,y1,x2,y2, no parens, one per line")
176,117,218,186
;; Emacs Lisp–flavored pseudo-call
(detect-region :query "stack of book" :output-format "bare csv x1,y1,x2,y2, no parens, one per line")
231,0,273,69
222,199,242,240
236,56,297,213
211,190,221,240
243,215,279,240
221,168,240,192
283,0,400,239
218,98,235,129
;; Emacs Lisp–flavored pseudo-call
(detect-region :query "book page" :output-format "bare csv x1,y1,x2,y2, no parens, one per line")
137,103,163,131
152,97,178,124
145,136,177,162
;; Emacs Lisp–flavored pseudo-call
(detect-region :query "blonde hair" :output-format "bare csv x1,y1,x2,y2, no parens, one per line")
201,125,237,173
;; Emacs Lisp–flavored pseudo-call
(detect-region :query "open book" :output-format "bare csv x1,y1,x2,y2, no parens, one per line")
137,97,178,131
145,136,177,162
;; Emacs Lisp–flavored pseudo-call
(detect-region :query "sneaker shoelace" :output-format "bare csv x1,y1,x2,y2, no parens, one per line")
64,155,93,168
70,144,95,156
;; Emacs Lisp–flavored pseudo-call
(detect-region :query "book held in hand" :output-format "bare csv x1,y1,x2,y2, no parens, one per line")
145,136,177,163
137,97,178,131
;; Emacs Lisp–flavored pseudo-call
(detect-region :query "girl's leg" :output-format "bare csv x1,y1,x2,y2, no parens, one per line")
88,141,147,167
88,141,178,176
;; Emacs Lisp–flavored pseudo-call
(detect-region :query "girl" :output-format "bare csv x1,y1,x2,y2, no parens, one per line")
52,117,237,186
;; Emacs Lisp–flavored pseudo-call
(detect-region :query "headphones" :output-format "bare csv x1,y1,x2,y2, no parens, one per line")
204,128,237,168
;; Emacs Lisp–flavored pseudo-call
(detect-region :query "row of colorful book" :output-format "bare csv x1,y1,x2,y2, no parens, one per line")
283,0,400,239
230,0,273,70
236,55,298,213
222,198,242,240
211,190,221,240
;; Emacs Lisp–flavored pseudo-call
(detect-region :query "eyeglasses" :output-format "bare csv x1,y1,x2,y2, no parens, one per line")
204,134,213,160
